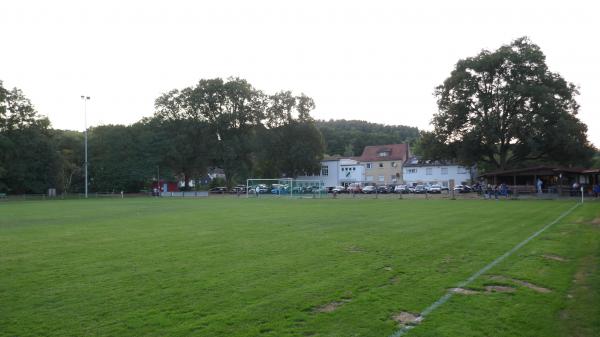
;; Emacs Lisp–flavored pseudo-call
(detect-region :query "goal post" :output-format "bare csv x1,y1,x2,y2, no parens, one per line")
246,178,325,198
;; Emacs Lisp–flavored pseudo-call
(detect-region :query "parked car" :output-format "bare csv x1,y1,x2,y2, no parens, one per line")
408,185,417,193
251,184,269,193
414,185,427,194
230,185,247,194
331,186,346,193
394,185,409,194
376,186,389,194
209,187,228,194
347,183,363,193
453,185,472,193
271,184,289,194
362,185,377,194
427,184,442,193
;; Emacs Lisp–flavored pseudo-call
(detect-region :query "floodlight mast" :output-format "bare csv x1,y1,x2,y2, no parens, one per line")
81,95,91,198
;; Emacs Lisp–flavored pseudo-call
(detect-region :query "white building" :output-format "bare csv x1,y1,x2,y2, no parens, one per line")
296,156,365,188
402,158,475,187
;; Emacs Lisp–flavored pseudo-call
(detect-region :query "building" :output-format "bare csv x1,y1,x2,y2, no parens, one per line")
402,157,475,187
478,166,598,195
357,144,410,185
296,156,365,188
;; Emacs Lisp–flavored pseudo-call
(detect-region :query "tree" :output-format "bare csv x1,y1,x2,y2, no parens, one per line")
0,81,60,194
428,37,595,170
316,119,419,156
154,77,325,183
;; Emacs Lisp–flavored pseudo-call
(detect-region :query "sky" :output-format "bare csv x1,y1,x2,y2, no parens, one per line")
1,0,599,147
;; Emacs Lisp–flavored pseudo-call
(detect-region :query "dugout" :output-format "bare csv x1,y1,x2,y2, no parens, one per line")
478,166,589,195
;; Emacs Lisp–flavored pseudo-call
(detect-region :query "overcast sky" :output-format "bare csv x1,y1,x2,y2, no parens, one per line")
1,0,598,146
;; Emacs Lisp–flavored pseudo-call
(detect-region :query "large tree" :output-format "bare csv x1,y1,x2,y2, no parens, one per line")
0,81,61,193
154,77,324,183
426,37,595,170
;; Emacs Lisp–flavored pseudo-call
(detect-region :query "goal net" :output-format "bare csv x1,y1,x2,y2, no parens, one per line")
246,178,325,198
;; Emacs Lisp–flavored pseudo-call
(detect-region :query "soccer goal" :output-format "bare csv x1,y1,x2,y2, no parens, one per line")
246,178,325,198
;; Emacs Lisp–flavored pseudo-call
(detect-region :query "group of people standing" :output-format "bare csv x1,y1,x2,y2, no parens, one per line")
483,183,510,199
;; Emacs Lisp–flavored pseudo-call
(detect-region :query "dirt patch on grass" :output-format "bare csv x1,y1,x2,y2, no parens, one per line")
383,266,393,271
576,217,600,229
484,285,516,293
489,275,551,293
449,287,479,295
543,254,567,262
313,299,351,313
392,311,422,326
346,245,365,253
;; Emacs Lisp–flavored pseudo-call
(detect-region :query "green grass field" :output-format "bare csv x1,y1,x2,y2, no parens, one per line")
1,198,599,337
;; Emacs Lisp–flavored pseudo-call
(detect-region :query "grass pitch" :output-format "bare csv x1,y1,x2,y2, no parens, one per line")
1,198,598,337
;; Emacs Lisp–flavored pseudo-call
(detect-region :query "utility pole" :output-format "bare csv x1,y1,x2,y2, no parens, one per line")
81,96,91,198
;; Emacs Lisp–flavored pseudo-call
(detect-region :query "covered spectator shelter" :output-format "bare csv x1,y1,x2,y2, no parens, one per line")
478,166,592,195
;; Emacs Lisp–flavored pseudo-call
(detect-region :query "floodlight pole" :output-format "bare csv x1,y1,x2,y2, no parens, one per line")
81,95,91,198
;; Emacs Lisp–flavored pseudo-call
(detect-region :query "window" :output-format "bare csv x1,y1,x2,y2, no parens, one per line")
378,151,389,157
379,163,384,168
378,176,385,182
366,163,372,169
441,167,448,175
352,167,356,171
407,168,417,174
426,168,432,175
391,162,397,167
321,166,329,176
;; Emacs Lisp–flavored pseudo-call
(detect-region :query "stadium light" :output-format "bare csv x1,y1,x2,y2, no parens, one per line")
81,95,91,198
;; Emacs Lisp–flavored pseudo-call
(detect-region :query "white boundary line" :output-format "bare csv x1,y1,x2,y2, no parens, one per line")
388,202,582,337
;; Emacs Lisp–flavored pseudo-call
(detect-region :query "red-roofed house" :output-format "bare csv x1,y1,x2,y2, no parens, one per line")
357,144,410,184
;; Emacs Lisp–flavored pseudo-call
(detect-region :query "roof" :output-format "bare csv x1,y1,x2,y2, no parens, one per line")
357,144,409,162
478,166,587,177
403,157,462,168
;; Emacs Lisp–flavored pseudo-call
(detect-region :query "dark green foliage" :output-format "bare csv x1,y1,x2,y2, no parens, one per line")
0,81,61,193
155,77,324,183
316,119,419,156
427,37,596,170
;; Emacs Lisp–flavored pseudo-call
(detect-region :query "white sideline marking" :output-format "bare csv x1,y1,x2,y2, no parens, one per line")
388,202,581,337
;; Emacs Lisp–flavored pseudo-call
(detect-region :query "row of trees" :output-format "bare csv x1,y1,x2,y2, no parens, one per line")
1,78,343,194
1,38,597,194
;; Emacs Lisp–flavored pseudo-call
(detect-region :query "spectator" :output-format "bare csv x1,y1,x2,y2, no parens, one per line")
572,181,580,196
593,183,600,198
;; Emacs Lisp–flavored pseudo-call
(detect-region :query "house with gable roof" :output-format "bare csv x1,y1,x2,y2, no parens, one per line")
357,144,411,185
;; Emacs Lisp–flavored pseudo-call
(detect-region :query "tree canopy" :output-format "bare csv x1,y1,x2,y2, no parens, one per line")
316,119,419,157
423,37,596,170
